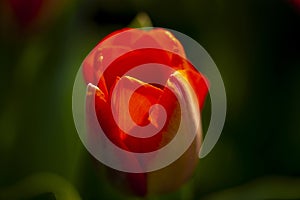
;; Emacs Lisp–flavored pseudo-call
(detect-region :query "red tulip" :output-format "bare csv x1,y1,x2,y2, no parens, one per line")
83,28,209,196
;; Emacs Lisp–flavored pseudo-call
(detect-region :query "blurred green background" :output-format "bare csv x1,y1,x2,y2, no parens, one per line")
0,0,300,199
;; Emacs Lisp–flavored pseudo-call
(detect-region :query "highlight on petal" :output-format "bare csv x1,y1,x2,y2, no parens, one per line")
147,71,202,194
178,68,209,110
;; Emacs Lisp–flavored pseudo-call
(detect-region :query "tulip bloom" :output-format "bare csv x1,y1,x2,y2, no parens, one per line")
83,28,208,196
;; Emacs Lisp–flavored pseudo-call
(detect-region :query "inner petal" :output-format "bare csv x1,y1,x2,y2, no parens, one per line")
110,76,163,131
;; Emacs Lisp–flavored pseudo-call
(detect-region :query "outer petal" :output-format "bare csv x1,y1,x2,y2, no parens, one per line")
148,71,202,194
148,28,186,57
179,68,209,110
86,83,148,196
82,28,190,91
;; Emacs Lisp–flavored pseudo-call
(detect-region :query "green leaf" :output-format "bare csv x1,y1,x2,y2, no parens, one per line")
129,12,153,28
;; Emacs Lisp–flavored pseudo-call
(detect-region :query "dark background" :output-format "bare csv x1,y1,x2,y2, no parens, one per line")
0,0,300,199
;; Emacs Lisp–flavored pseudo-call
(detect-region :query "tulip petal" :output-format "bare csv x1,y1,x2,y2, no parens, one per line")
110,75,163,128
179,69,209,110
110,76,166,153
148,71,202,194
86,83,149,196
148,28,186,57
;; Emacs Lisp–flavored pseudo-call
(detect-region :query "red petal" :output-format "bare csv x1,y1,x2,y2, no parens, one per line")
148,28,186,57
128,79,163,126
86,84,148,196
180,69,209,110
